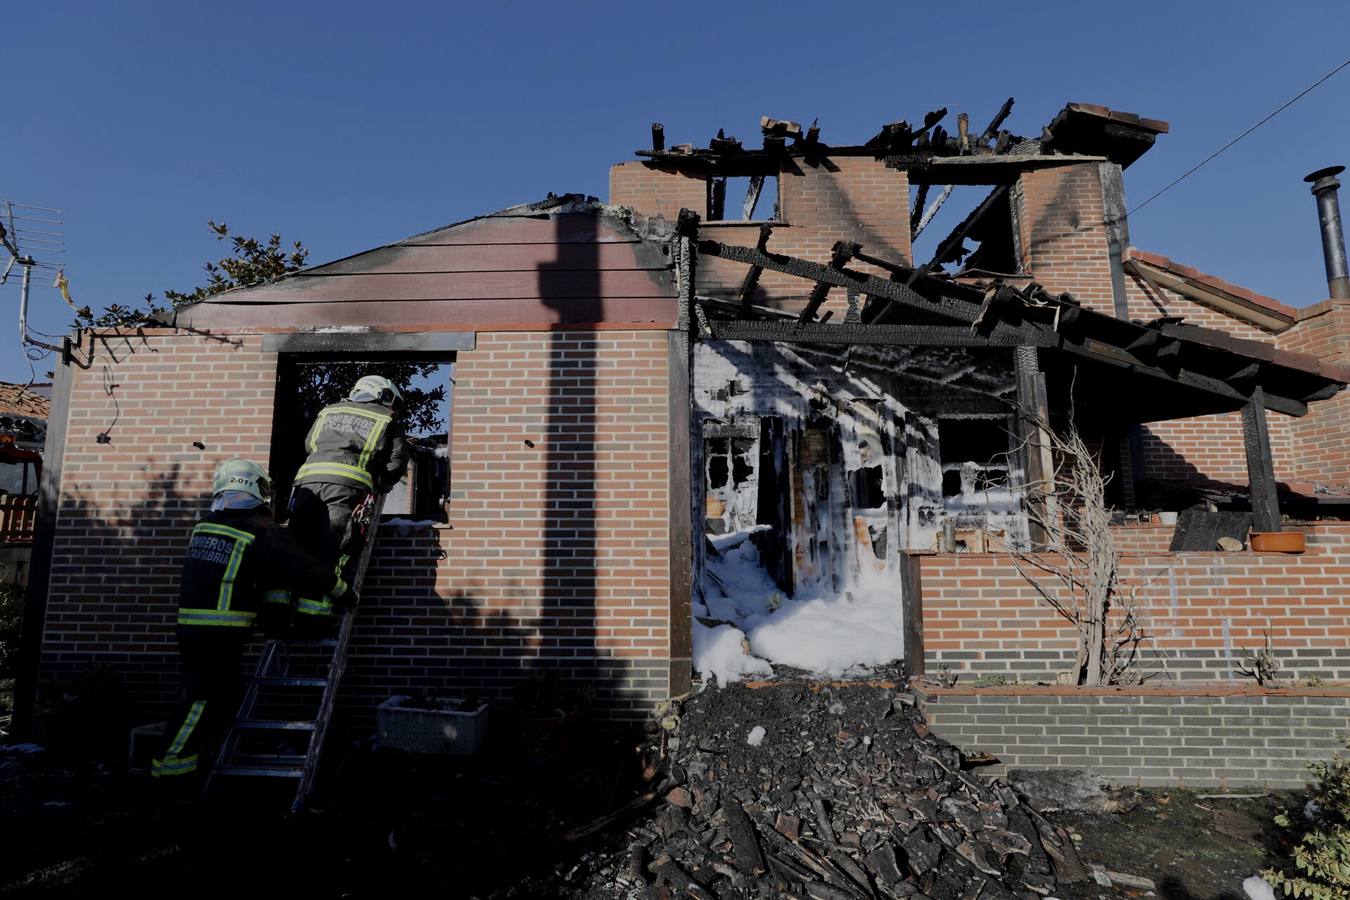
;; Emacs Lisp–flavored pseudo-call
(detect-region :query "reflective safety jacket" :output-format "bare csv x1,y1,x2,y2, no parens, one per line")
292,400,409,493
177,507,340,633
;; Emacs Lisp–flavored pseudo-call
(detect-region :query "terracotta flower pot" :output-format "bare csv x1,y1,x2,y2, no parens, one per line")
1250,531,1306,553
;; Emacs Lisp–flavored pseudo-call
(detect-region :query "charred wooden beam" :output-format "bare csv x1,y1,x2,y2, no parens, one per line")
803,118,821,147
697,237,1314,416
909,182,931,236
709,177,727,221
742,174,766,220
737,224,775,314
698,239,983,323
651,122,665,152
913,184,954,239
710,129,742,154
709,320,1054,348
854,248,911,275
799,241,860,323
929,185,1008,269
1015,346,1050,549
979,98,1015,146
1242,386,1282,533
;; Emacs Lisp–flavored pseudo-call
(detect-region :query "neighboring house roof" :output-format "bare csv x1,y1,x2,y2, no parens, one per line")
0,382,51,420
168,196,678,331
1123,248,1299,332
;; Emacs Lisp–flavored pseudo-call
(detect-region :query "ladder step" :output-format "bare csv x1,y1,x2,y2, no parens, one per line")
285,638,339,649
232,719,316,732
253,676,330,688
230,752,307,767
212,763,305,779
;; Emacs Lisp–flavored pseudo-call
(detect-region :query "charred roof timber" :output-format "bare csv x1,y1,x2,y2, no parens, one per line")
636,101,1170,185
686,223,1349,423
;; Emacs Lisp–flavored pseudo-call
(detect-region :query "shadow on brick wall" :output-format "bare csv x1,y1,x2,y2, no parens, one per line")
22,462,201,752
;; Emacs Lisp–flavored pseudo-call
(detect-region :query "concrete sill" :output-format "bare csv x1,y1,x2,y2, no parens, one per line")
912,682,1350,699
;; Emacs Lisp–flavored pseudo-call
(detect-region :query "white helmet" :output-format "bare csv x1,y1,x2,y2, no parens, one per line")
212,458,270,503
350,374,404,408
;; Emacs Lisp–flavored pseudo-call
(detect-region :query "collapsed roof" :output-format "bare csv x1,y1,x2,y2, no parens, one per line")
686,215,1348,425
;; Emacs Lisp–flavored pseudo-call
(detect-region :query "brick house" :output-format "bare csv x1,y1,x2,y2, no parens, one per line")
16,103,1350,781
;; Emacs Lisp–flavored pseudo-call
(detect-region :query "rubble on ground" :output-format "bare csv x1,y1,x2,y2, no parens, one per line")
561,681,1087,898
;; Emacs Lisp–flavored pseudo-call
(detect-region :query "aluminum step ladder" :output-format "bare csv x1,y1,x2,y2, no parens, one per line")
205,495,382,812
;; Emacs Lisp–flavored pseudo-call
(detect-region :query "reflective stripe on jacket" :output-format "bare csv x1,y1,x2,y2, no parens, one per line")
293,400,408,493
176,508,339,632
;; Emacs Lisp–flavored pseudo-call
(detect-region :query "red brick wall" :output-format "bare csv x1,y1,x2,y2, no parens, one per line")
1280,299,1350,488
915,522,1350,682
1138,410,1297,485
38,327,673,726
1121,271,1299,486
1017,164,1115,316
610,161,708,222
41,332,277,706
611,155,910,318
348,330,672,722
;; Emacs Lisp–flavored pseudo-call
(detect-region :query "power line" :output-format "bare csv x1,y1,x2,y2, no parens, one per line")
1128,57,1350,217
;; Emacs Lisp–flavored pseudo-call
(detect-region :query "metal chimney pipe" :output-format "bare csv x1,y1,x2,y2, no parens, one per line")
1305,165,1350,299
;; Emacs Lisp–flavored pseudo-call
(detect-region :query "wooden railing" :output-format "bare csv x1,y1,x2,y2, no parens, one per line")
0,493,38,544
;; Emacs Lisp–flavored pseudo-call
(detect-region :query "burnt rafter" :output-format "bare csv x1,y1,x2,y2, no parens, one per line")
799,241,859,323
691,234,1343,417
928,185,1010,269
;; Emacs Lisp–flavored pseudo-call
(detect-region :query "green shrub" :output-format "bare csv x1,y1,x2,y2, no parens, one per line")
1265,740,1350,899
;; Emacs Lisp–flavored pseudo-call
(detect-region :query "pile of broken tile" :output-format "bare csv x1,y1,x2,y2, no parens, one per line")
565,681,1086,899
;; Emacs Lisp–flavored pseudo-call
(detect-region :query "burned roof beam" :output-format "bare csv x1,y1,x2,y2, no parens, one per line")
703,317,1307,413
737,224,775,314
694,233,1335,416
928,186,1009,269
909,182,930,236
698,237,986,323
709,319,1054,348
742,175,766,221
978,98,1015,146
799,241,859,323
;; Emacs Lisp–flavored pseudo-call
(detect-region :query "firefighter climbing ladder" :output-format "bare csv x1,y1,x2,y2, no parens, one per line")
204,495,384,812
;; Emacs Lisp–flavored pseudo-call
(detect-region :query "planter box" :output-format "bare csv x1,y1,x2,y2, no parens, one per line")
376,696,488,756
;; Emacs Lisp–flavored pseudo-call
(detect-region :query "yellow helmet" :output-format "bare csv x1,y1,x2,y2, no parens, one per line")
212,458,270,503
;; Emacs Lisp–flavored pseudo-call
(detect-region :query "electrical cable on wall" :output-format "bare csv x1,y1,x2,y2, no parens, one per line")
96,364,119,445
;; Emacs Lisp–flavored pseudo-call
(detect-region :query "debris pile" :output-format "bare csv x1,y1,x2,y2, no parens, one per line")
570,682,1086,898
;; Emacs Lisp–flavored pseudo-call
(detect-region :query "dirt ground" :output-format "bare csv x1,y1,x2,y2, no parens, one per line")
1045,790,1292,900
0,733,1300,900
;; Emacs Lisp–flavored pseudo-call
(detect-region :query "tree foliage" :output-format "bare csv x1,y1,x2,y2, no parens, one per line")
74,221,445,434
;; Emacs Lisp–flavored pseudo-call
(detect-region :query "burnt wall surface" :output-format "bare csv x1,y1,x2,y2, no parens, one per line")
38,327,672,727
921,688,1350,788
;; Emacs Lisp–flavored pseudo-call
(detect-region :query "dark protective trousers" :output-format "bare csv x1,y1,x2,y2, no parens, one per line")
151,630,246,785
268,482,369,633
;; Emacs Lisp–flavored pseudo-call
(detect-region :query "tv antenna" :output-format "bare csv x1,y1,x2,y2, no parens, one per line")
1,199,68,355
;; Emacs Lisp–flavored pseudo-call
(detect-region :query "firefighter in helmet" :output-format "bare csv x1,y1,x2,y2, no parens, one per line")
273,374,410,631
151,458,353,785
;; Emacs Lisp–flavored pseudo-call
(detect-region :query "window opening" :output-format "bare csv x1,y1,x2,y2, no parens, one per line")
937,417,1011,502
708,175,780,222
272,357,453,522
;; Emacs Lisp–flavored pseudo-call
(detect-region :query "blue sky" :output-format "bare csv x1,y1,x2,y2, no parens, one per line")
5,0,1350,383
